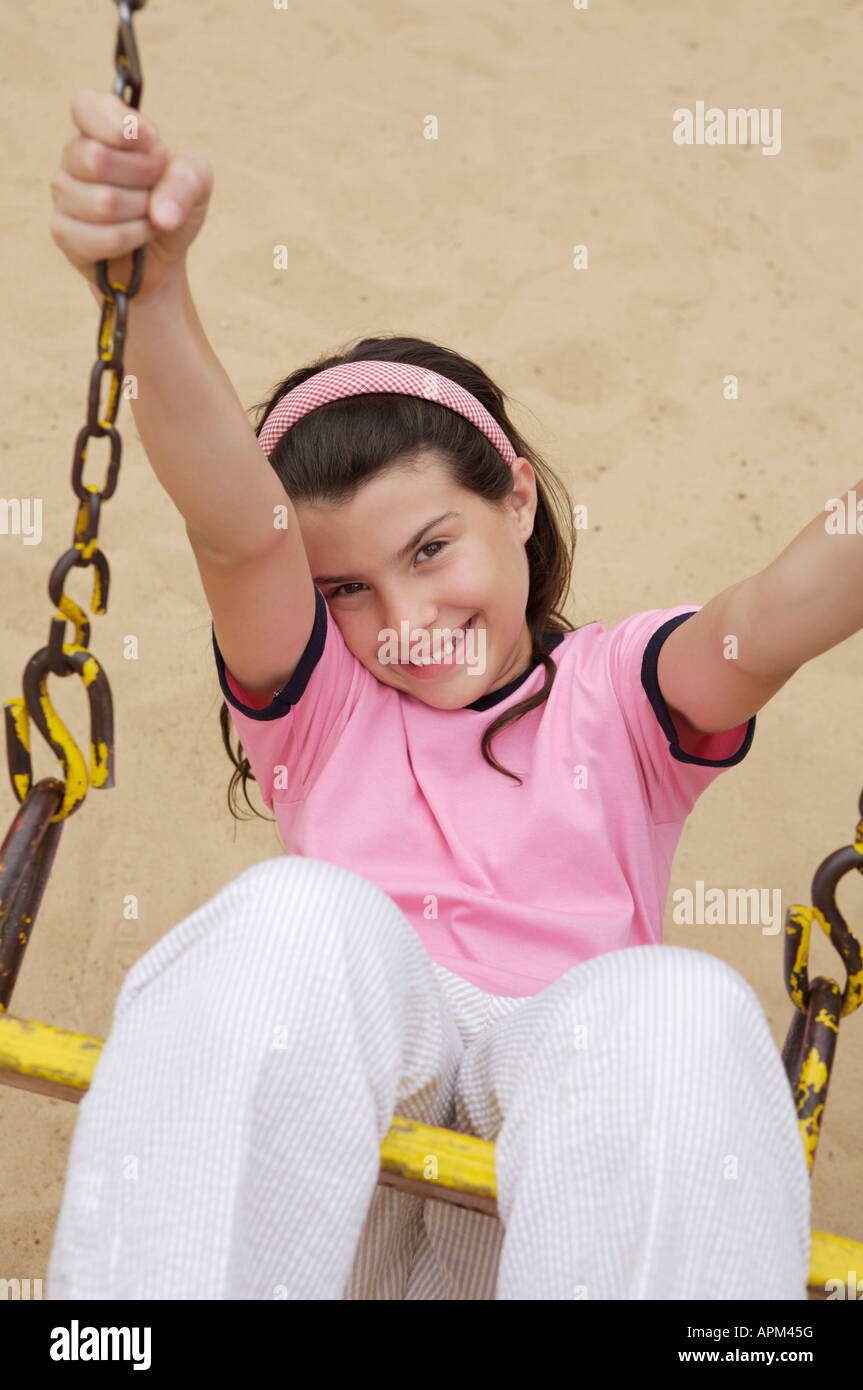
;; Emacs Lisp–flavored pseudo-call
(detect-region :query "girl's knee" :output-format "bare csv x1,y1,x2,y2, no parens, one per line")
537,943,770,1060
116,855,416,1016
237,855,400,919
644,944,768,1030
233,855,415,955
611,941,760,1012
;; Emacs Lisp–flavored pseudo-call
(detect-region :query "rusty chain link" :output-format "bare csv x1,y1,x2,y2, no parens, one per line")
0,0,148,1009
781,789,863,1172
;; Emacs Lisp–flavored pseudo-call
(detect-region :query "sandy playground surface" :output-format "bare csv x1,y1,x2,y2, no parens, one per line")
0,0,861,1290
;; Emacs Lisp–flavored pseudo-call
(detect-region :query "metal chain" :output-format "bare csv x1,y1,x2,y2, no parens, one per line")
0,0,148,1008
782,788,863,1172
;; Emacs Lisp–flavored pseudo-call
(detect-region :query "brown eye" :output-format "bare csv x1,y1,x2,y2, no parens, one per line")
328,582,366,599
417,540,447,562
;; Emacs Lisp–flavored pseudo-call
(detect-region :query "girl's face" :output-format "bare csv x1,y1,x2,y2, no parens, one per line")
294,452,538,707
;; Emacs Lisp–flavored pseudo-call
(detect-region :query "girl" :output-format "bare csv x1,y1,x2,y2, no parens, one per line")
44,88,811,1299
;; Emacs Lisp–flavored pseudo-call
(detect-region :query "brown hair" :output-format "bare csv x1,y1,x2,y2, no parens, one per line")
219,333,578,820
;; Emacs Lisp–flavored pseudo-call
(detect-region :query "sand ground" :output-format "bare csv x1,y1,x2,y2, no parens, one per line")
1,0,861,1290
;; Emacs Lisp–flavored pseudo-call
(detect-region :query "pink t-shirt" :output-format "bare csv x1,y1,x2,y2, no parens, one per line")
211,588,754,997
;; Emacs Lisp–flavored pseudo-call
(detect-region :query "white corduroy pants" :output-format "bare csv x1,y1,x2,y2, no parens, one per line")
46,855,811,1300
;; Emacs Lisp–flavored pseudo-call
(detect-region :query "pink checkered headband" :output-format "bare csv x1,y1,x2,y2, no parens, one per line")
256,360,519,464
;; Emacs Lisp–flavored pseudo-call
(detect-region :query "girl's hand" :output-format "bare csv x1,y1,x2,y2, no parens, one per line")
49,88,213,302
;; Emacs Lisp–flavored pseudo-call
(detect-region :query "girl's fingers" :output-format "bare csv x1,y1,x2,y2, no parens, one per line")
48,209,156,268
148,153,213,231
59,133,169,189
69,88,158,152
49,167,151,225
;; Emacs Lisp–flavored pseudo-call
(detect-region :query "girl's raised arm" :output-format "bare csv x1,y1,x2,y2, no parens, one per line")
119,271,317,700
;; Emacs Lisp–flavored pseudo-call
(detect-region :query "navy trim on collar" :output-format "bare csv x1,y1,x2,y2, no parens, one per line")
640,611,755,765
465,631,565,711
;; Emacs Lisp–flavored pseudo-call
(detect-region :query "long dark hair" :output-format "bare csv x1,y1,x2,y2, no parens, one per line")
220,334,578,820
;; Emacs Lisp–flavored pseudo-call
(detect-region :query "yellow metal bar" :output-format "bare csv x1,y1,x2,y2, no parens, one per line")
0,1012,101,1099
379,1114,496,1198
0,1011,859,1292
807,1229,863,1293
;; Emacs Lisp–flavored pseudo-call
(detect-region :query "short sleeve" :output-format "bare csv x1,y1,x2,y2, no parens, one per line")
211,584,367,807
604,605,755,825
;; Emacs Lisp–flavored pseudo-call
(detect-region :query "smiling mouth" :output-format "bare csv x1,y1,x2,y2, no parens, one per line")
408,613,477,666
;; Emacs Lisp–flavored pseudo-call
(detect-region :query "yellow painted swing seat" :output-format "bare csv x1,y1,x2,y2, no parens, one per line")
0,1009,856,1299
